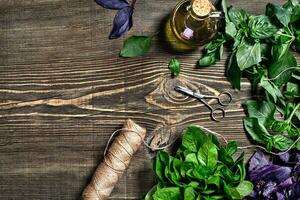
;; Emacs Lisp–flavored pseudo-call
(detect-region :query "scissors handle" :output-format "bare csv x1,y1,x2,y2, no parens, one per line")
211,107,226,121
217,91,232,106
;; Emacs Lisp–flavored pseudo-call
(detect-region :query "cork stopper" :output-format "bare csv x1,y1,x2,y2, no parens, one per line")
192,0,213,17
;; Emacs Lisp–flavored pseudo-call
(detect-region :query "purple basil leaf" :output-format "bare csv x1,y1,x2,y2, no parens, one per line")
95,0,129,10
109,6,133,39
294,164,300,174
279,152,291,163
249,164,292,183
249,150,270,172
278,177,294,190
291,183,300,199
262,181,277,197
276,192,285,200
296,152,300,163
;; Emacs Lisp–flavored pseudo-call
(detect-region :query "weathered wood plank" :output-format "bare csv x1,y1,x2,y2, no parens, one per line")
0,0,295,199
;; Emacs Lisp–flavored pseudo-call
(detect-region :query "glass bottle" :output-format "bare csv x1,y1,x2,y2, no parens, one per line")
164,0,221,52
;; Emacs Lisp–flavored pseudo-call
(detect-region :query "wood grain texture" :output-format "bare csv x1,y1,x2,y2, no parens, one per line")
0,0,297,199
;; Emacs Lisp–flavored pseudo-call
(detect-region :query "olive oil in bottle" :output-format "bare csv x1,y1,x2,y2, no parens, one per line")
164,0,221,52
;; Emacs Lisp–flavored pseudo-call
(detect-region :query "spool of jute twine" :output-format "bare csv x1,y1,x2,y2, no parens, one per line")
82,119,146,200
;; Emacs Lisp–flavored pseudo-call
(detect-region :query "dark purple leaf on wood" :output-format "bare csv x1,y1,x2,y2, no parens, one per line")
95,0,128,10
249,150,270,172
109,6,133,39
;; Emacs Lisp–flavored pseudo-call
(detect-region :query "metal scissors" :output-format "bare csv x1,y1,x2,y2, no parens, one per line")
174,86,233,121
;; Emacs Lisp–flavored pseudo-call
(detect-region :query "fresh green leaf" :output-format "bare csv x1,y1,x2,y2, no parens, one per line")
184,187,196,200
227,52,241,90
197,141,218,169
244,117,271,144
236,181,253,197
198,54,218,66
244,100,276,127
248,15,278,39
223,181,242,199
236,40,261,70
285,82,300,97
153,187,180,200
168,58,181,77
283,0,299,11
120,36,151,57
266,3,291,27
270,134,294,151
291,6,300,22
206,176,221,190
182,126,209,153
269,51,297,86
260,76,283,102
226,22,237,38
228,6,249,28
185,153,199,166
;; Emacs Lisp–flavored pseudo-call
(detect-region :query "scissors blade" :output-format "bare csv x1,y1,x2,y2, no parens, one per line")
174,86,195,97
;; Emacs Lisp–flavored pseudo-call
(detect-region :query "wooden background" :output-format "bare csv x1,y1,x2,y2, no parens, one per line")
0,0,297,199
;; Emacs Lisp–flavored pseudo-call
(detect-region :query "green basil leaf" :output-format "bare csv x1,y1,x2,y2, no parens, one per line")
154,151,170,181
271,120,291,132
168,58,181,77
153,187,180,200
269,51,297,86
225,22,237,38
245,100,276,127
198,53,217,66
271,43,290,61
228,6,249,28
236,40,261,70
260,76,283,102
221,0,229,21
197,141,218,169
236,181,253,197
227,52,241,90
271,135,294,151
291,6,300,23
182,126,209,153
266,3,291,27
285,82,300,97
283,0,299,11
184,187,196,200
248,15,278,39
120,35,151,58
244,117,271,144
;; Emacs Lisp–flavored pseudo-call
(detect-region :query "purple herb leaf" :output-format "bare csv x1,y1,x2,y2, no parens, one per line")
248,150,270,172
109,6,133,39
278,177,294,190
249,164,292,183
279,152,291,163
276,192,285,200
95,0,129,10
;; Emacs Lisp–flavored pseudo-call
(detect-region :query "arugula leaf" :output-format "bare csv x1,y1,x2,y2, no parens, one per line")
236,40,261,70
168,58,181,77
120,35,151,57
266,3,291,27
197,141,218,169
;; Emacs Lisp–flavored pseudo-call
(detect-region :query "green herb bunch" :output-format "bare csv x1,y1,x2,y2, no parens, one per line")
145,126,253,200
199,0,300,152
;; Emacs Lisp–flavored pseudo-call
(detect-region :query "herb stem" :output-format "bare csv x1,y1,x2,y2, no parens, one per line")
287,103,300,122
